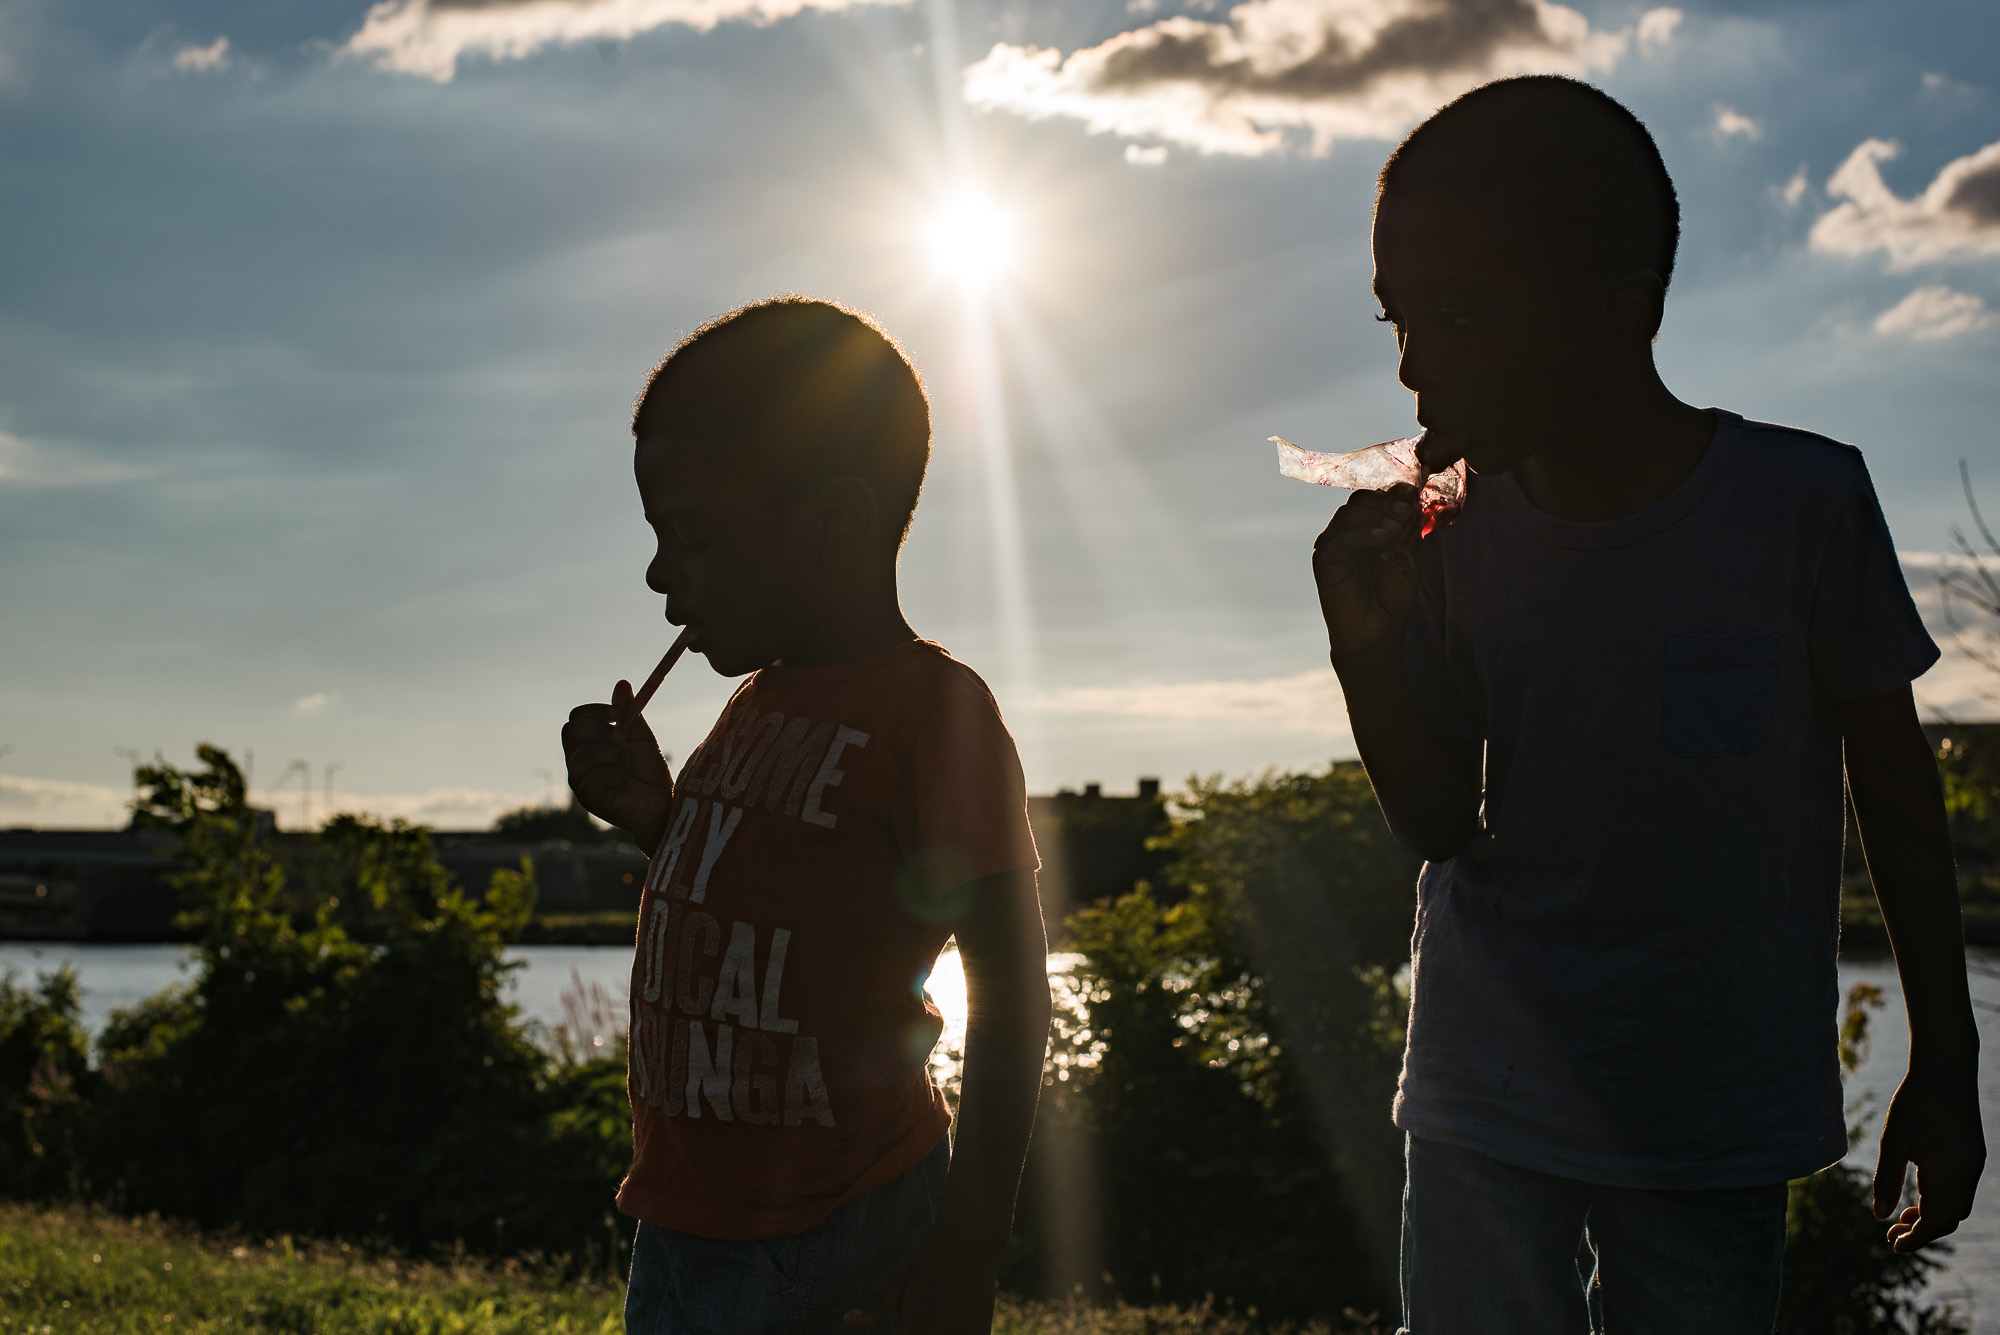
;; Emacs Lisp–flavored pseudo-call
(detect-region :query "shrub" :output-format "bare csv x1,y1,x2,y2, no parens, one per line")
70,745,634,1266
0,966,93,1198
1007,764,1415,1322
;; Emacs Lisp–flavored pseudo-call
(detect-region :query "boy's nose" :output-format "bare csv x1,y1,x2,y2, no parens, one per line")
646,555,678,596
1396,328,1430,395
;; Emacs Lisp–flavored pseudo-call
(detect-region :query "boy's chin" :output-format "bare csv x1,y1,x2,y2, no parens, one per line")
700,645,769,679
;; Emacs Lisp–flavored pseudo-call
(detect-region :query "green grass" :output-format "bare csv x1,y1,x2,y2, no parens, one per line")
0,1205,622,1334
0,1205,1381,1334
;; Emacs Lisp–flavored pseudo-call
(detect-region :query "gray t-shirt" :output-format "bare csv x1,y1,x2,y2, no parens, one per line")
1395,411,1938,1189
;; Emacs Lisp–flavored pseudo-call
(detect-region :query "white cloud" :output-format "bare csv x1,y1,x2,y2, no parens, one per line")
1125,143,1169,165
1712,105,1758,140
344,0,911,82
1038,667,1349,735
961,0,1672,158
0,775,129,828
1635,6,1680,51
1810,137,2000,270
292,691,336,713
0,772,540,831
1778,166,1808,208
314,785,535,828
173,36,231,74
1903,553,2000,721
1872,285,1994,342
0,429,147,489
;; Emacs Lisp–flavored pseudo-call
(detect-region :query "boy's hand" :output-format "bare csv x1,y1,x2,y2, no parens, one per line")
561,680,675,850
1872,1064,1985,1252
1841,685,1987,1253
842,1229,996,1334
1314,482,1421,664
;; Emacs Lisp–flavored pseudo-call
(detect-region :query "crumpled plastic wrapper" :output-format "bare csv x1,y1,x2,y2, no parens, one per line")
1271,434,1467,537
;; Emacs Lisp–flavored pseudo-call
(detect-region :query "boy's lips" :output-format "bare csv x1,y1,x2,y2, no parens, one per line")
1416,426,1470,471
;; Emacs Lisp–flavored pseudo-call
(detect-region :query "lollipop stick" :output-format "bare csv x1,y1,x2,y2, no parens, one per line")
632,626,696,711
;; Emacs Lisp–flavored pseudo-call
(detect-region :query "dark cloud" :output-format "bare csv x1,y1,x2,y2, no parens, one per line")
1089,0,1550,102
963,0,1676,156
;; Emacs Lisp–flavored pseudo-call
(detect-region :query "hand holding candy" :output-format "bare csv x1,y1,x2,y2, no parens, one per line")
1272,433,1467,537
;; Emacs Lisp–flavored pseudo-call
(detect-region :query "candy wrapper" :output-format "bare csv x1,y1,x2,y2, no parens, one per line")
1271,434,1467,537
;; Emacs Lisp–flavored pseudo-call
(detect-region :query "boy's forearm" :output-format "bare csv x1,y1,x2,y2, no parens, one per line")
933,976,1051,1254
930,869,1051,1258
1843,692,1978,1063
1336,641,1482,862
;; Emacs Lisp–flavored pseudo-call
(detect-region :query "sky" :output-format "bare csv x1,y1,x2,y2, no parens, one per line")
3,0,1999,829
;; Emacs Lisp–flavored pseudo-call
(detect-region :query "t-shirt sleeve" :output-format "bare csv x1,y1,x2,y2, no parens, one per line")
1403,542,1485,739
895,678,1042,913
1808,453,1939,701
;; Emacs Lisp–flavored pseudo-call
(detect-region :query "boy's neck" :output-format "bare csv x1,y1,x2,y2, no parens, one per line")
1511,369,1715,525
773,577,919,670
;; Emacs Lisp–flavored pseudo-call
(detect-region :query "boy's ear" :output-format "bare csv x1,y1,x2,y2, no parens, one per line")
808,474,882,569
1604,269,1668,345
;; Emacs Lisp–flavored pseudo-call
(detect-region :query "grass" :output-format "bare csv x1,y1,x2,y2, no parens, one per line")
0,1205,621,1334
0,1205,1383,1334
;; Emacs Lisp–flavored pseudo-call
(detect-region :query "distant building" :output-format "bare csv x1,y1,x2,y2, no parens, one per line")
1027,777,1171,938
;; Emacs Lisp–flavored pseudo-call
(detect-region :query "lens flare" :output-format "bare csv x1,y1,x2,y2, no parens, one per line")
926,192,1015,290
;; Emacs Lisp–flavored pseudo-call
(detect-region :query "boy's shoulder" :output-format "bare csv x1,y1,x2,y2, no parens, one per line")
1720,411,1874,492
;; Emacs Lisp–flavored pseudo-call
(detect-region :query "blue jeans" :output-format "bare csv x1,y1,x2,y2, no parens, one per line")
625,1137,951,1334
1399,1135,1788,1335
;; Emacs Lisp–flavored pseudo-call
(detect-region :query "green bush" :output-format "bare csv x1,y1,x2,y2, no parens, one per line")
1007,764,1415,1322
0,965,93,1199
6,745,636,1267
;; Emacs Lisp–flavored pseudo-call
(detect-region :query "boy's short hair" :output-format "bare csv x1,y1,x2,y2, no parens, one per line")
632,297,932,546
1379,75,1680,291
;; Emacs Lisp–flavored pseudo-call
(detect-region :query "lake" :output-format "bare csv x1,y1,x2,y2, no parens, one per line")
2,940,1994,1328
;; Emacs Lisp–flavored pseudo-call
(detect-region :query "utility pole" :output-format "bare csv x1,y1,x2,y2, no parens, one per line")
273,759,311,831
323,762,344,821
535,768,555,808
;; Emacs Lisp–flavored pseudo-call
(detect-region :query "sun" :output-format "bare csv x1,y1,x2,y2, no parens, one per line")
925,191,1016,291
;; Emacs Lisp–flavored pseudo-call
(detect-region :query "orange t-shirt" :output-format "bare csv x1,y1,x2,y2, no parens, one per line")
615,640,1039,1239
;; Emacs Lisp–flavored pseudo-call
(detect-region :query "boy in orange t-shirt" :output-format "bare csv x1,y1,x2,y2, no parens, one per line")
562,297,1050,1335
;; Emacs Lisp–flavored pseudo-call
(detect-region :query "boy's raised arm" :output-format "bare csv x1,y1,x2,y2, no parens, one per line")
1840,684,1986,1252
1315,486,1483,860
847,868,1050,1334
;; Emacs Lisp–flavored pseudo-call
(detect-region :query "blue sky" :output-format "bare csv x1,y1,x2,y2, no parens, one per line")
3,0,1998,828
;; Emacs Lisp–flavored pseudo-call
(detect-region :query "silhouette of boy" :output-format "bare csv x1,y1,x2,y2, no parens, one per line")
1316,77,1984,1331
562,297,1050,1334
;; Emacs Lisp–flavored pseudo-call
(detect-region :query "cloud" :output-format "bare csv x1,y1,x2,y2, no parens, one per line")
960,0,1676,157
1778,166,1808,208
315,785,534,828
1810,137,2000,270
1124,143,1169,165
1872,285,1994,342
343,0,911,82
0,772,539,830
173,36,231,74
1635,6,1680,51
1712,105,1758,141
292,691,336,712
0,775,128,827
0,430,148,488
1038,668,1349,735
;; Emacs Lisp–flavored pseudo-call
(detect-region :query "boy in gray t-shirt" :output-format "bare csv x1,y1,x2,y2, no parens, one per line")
1316,77,1984,1331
